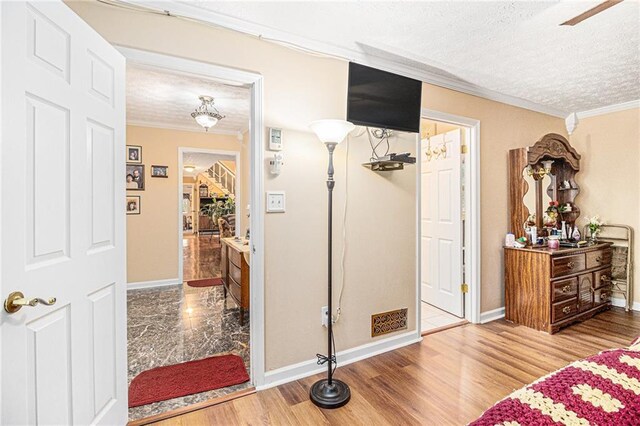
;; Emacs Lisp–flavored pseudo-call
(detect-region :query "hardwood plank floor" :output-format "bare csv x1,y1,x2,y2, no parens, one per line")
149,308,640,425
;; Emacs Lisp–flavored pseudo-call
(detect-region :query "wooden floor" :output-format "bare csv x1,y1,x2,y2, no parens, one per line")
182,235,221,281
150,308,640,425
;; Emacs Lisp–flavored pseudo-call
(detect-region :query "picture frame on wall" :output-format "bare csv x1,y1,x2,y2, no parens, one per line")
126,164,145,190
126,195,141,215
151,165,168,178
127,145,142,164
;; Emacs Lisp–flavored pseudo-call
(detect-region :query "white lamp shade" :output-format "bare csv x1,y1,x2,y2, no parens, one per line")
309,119,355,144
195,114,218,129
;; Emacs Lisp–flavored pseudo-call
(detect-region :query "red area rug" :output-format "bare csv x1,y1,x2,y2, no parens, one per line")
186,277,223,288
128,354,249,407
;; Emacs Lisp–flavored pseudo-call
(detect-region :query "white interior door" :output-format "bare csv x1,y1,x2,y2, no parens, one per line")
1,2,127,424
421,129,463,317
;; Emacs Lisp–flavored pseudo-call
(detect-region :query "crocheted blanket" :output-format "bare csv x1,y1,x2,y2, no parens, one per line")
470,339,640,425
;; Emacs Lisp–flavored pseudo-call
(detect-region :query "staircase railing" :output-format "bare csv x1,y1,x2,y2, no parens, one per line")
207,161,235,195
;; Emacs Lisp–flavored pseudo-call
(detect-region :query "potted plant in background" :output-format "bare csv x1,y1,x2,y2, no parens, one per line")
201,196,236,237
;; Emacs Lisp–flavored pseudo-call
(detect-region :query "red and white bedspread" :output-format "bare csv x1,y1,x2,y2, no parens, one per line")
470,338,640,425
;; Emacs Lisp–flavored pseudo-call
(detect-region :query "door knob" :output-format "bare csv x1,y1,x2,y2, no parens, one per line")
4,291,56,314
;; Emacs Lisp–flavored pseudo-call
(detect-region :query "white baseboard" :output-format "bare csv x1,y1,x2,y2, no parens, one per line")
257,330,422,391
127,278,182,290
611,297,640,312
480,307,505,324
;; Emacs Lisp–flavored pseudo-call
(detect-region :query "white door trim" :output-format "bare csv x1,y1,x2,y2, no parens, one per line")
116,46,266,387
177,147,241,284
419,108,482,324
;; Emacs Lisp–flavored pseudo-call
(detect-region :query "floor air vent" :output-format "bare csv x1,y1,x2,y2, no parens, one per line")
371,308,408,337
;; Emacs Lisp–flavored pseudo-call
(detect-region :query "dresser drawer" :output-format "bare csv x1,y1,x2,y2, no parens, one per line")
593,268,612,289
229,248,242,268
586,248,612,270
552,254,585,277
552,277,578,302
229,261,242,285
594,286,612,305
229,277,242,303
552,299,578,323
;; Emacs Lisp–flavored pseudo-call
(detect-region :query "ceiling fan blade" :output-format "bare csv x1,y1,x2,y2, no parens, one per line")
561,0,623,26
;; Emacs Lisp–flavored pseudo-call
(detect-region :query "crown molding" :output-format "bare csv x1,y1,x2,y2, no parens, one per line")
127,119,243,137
119,0,568,118
576,99,640,119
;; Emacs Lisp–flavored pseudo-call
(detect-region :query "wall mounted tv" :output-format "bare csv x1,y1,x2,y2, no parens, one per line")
347,62,422,133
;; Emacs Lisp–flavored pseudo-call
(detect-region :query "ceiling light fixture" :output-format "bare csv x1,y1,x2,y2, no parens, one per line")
183,165,196,173
191,95,225,131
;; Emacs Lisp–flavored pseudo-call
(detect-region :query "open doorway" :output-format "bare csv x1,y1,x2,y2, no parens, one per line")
419,115,477,334
124,60,254,421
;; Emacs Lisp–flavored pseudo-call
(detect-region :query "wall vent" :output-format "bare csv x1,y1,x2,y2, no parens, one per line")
371,308,408,337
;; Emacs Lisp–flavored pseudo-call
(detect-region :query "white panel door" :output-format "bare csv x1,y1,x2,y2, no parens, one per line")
421,129,463,317
1,2,127,424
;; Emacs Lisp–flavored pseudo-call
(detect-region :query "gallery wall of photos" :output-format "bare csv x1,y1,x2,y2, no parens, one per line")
126,145,168,215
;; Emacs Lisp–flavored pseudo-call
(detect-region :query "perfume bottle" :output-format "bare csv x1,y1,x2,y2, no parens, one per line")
572,226,581,241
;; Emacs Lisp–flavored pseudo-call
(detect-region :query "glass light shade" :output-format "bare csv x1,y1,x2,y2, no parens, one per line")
183,165,196,173
309,119,355,144
195,114,218,129
542,160,554,173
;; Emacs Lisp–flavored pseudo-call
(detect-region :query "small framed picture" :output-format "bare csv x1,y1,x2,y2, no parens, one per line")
126,196,141,215
151,165,168,178
127,145,142,164
126,164,145,190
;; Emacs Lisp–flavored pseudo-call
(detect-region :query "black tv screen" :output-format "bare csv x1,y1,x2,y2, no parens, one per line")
347,63,422,133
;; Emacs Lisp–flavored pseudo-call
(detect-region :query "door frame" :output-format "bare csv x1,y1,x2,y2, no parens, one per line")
182,183,195,234
417,109,481,325
116,46,266,387
177,147,241,283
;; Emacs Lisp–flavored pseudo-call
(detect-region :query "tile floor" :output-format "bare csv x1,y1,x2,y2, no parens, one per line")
127,236,251,421
420,301,466,333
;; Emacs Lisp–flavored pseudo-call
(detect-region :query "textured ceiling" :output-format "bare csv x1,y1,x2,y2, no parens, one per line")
182,152,235,177
126,64,250,133
184,0,640,113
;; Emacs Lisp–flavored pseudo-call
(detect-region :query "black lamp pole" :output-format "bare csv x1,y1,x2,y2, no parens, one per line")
309,141,351,409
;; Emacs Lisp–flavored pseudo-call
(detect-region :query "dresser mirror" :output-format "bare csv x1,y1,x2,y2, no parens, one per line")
509,133,582,240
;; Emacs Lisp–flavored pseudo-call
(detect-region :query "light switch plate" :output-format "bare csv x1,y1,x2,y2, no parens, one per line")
266,191,285,213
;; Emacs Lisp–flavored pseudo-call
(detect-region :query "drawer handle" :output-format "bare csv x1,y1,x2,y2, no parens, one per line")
600,292,609,302
596,256,602,263
567,261,576,269
562,306,571,314
561,285,571,293
601,275,610,283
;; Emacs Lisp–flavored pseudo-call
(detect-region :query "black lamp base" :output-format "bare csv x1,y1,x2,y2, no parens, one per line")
309,379,351,409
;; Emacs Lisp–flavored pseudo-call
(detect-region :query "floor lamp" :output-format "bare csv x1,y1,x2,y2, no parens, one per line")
308,119,355,409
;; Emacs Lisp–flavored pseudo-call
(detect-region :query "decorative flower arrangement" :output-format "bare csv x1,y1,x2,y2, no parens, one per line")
545,201,569,227
585,215,604,242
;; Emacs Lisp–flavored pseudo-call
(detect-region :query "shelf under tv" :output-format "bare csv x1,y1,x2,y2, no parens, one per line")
362,153,416,172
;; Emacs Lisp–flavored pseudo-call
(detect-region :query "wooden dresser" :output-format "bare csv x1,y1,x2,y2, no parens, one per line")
505,243,613,333
220,238,250,325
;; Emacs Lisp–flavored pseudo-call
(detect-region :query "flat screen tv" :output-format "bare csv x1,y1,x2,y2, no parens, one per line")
347,62,422,133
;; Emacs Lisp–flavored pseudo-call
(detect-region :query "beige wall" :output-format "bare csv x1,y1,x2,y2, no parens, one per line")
69,1,568,371
125,125,242,283
570,108,640,302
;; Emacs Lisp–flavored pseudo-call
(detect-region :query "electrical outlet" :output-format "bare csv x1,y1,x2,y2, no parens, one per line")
321,306,329,327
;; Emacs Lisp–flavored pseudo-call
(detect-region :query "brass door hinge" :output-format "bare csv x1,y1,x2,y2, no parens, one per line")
461,283,469,293
461,145,468,154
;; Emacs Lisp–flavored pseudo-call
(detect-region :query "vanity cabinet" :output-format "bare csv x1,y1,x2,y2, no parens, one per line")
505,243,613,333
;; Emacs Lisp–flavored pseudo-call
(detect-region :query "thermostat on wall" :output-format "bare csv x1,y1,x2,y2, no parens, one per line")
269,128,283,151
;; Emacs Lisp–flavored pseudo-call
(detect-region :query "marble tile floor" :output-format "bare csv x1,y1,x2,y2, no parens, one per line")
183,235,222,282
420,301,466,333
127,281,250,421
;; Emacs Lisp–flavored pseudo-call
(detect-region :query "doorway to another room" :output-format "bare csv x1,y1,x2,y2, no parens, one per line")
125,61,253,422
419,117,473,334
